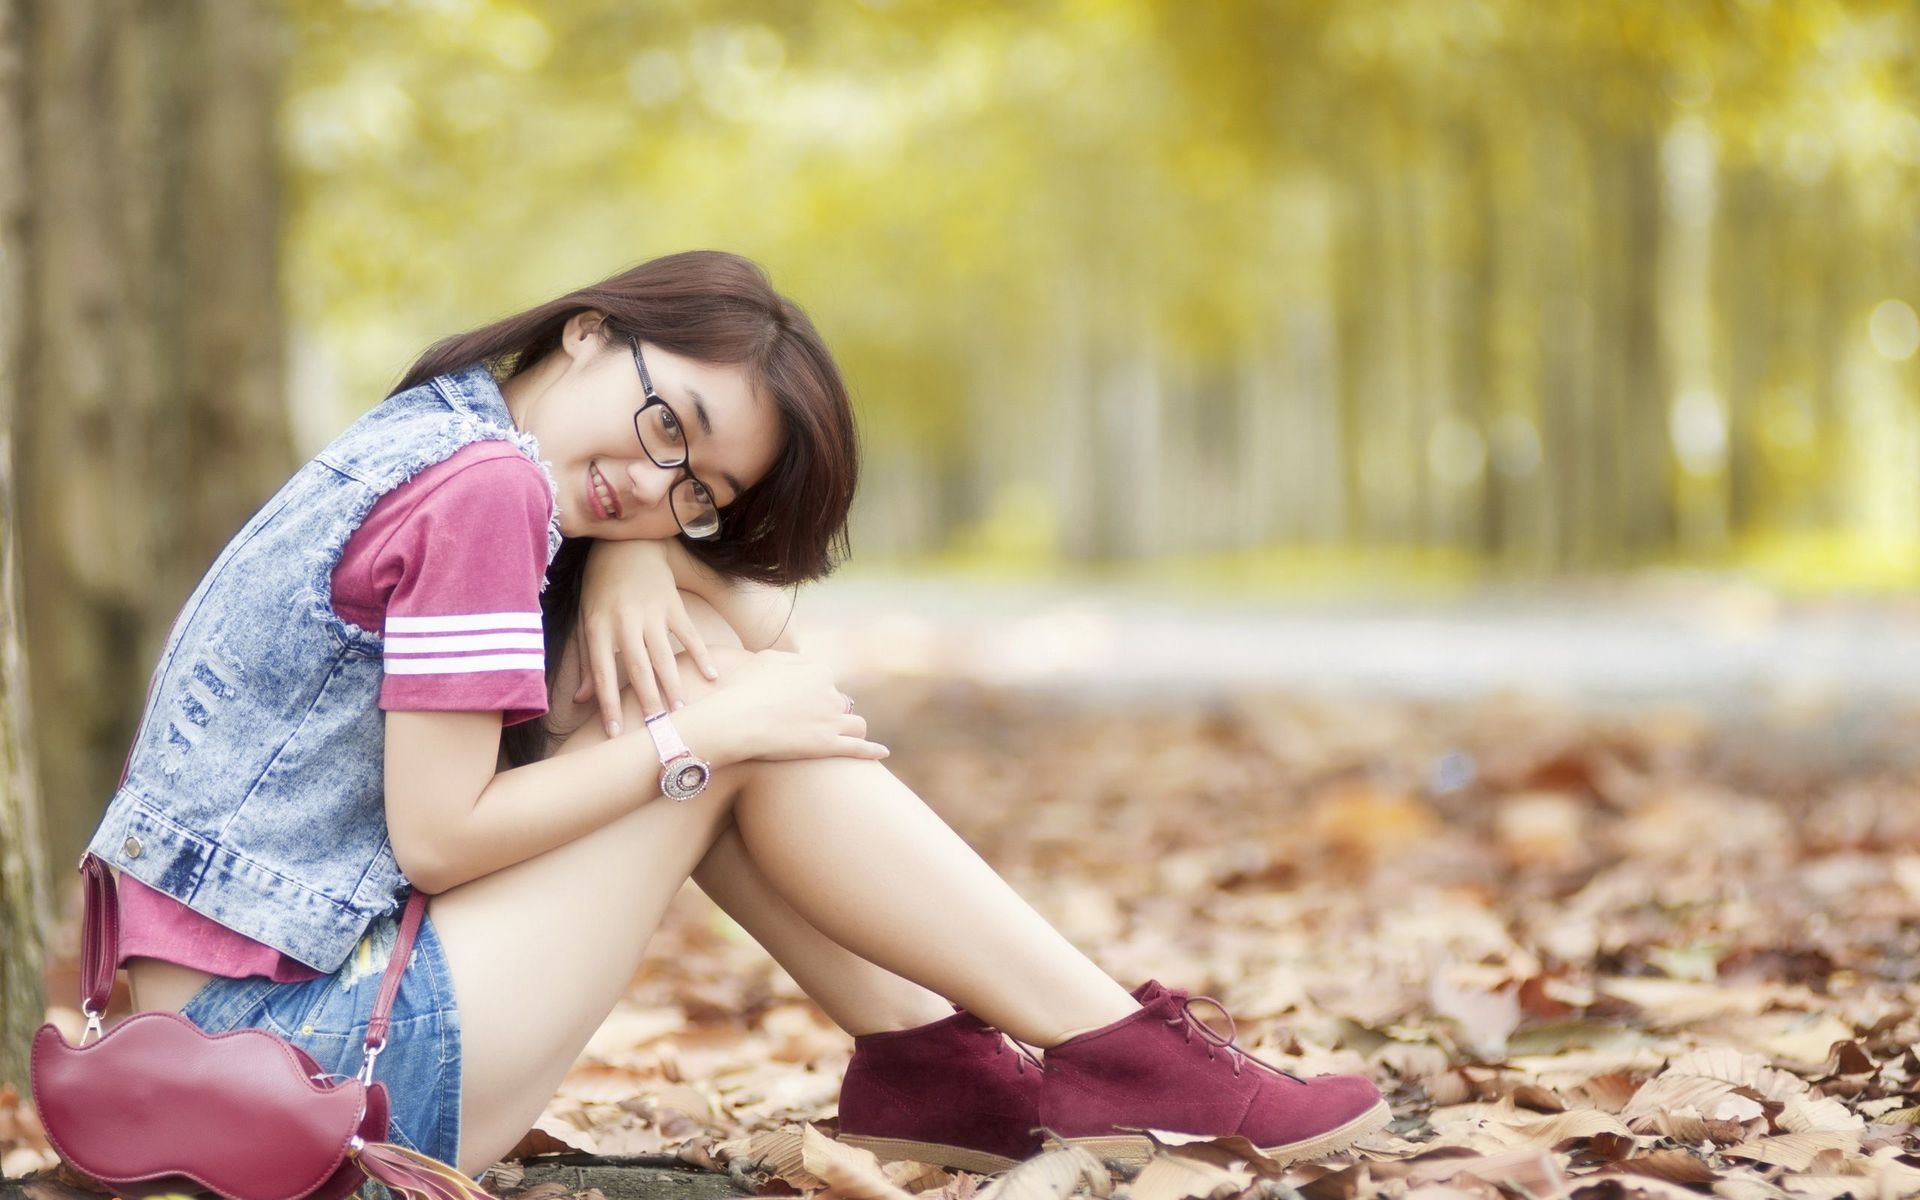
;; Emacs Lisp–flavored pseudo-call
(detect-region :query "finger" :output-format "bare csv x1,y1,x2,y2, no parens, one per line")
646,619,686,711
837,713,868,740
764,736,888,763
669,601,720,681
625,618,664,717
834,736,890,760
589,632,624,738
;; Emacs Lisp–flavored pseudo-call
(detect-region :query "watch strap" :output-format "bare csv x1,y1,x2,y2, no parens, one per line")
644,709,692,765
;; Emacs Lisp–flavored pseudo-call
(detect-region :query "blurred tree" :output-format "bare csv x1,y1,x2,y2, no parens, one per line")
11,0,289,954
279,0,1919,580
0,0,51,1095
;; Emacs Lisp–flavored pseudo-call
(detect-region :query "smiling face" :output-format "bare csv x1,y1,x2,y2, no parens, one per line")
503,310,785,541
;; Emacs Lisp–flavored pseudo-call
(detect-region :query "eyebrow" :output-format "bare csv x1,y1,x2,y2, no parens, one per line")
685,387,747,502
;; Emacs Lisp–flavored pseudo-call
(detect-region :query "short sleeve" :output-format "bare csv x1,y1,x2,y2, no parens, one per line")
372,452,553,727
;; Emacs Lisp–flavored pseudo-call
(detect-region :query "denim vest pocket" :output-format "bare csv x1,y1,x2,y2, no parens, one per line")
228,653,390,895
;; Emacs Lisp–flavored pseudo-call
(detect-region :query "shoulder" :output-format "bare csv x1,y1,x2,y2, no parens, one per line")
418,438,550,491
403,439,552,518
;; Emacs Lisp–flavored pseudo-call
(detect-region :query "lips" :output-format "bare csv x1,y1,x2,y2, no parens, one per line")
589,461,622,520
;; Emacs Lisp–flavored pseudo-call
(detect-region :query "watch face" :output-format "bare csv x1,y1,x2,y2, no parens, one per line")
662,759,712,801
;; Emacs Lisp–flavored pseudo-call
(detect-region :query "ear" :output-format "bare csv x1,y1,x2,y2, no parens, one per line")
560,309,610,362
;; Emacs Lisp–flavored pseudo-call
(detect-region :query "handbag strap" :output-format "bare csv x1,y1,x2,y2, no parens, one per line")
79,851,429,1072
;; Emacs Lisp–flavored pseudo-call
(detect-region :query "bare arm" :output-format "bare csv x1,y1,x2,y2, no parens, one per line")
385,696,745,894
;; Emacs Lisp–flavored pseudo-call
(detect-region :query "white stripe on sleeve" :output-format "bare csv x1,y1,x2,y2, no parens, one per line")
385,631,545,655
386,611,543,633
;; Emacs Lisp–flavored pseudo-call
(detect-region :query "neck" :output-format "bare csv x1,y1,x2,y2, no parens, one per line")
499,350,569,433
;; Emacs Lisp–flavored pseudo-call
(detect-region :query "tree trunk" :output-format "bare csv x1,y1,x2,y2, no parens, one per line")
1617,130,1672,557
15,0,288,894
0,0,54,1095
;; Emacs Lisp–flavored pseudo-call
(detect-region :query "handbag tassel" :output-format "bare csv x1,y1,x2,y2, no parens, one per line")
352,1138,494,1200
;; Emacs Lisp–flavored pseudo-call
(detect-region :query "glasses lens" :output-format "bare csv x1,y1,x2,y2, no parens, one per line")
673,477,722,539
635,403,688,467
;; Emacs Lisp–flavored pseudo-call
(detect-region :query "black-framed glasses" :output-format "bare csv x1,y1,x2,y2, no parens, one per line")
626,336,722,540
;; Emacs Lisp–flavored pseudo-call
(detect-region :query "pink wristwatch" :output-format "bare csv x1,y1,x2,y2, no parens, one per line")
643,710,712,801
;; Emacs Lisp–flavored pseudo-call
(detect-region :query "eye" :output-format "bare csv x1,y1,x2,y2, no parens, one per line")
688,481,712,503
645,404,686,447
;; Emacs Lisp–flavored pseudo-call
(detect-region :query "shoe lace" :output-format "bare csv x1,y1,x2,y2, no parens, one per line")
1163,992,1307,1083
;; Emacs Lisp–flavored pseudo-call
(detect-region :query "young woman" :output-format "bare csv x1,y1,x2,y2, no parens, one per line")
99,251,1390,1186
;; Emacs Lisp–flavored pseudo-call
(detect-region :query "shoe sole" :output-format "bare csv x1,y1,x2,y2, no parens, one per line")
1058,1097,1394,1168
837,1133,1022,1174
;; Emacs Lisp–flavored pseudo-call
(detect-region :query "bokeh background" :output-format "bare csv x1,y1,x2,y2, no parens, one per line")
10,1,1920,1185
279,0,1920,580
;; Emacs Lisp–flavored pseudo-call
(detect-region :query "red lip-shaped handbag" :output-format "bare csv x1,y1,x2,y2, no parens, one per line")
30,853,491,1200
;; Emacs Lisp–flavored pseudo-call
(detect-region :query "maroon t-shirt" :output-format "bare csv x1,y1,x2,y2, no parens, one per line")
118,441,555,980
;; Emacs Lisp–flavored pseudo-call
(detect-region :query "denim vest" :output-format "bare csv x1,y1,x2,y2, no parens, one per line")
83,363,563,973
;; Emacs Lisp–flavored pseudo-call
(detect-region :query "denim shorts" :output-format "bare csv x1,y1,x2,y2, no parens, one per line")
177,904,485,1197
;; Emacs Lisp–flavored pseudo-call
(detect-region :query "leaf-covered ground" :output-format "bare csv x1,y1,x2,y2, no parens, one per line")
12,682,1920,1198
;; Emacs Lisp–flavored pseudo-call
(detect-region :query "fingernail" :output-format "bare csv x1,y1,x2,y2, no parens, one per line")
703,666,718,679
674,699,686,711
607,720,621,737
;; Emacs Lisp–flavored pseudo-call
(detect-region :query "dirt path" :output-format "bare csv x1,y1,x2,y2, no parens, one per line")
797,572,1920,719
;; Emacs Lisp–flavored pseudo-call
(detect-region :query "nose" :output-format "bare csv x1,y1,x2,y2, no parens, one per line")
624,457,676,510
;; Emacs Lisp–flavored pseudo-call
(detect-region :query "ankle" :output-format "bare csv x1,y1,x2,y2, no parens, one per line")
847,997,964,1038
1047,1021,1109,1044
1033,999,1144,1049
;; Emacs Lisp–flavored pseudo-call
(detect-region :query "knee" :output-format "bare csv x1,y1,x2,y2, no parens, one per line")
677,590,746,652
611,640,756,729
732,752,890,806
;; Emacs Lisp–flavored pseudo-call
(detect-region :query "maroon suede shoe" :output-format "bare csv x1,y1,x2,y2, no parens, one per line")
837,1005,1043,1173
1039,980,1390,1166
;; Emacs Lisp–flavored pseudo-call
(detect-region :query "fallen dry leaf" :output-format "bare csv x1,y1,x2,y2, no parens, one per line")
25,686,1920,1200
1125,1154,1250,1200
1722,1132,1864,1171
800,1123,916,1200
973,1146,1111,1200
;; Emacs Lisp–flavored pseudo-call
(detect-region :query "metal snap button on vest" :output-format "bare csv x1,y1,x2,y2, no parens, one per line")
124,836,143,858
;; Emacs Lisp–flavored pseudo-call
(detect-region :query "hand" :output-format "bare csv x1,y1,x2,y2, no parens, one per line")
690,649,888,763
575,538,720,735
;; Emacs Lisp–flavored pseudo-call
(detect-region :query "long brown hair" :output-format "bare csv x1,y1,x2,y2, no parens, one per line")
388,250,859,767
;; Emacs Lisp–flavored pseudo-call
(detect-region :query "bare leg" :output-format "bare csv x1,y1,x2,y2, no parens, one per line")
435,597,1135,1174
429,652,755,1173
725,757,1137,1047
431,613,951,1173
669,597,1134,1042
663,595,960,1034
692,824,957,1035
